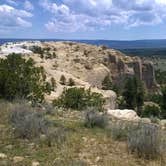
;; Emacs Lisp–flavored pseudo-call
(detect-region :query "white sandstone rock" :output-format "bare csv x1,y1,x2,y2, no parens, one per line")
107,109,140,121
0,153,7,159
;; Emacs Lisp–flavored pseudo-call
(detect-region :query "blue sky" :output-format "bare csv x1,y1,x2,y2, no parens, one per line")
1,0,166,40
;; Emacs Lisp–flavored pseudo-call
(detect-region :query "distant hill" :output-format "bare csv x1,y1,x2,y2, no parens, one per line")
1,39,166,57
1,39,166,49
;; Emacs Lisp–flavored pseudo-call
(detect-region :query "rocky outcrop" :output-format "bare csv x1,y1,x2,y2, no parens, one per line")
0,41,158,108
107,109,140,121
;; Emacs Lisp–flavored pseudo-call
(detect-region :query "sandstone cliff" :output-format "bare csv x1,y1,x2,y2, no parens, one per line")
0,41,158,108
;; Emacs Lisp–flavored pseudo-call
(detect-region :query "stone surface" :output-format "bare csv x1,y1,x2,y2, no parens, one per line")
0,153,7,159
13,156,24,163
141,118,151,124
32,161,40,166
107,109,140,121
160,120,166,129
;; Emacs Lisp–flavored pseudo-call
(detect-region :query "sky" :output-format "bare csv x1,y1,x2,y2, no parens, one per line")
1,0,166,40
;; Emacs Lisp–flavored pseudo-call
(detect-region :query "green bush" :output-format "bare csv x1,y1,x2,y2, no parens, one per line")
142,103,161,118
31,46,44,54
68,78,75,86
0,53,50,103
53,88,105,111
60,75,66,85
102,74,112,90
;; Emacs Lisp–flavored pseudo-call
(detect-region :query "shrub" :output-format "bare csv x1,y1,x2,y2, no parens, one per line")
108,121,133,141
60,75,66,85
127,123,161,159
84,108,108,128
10,103,49,139
68,78,75,86
142,103,161,118
102,75,112,90
42,127,67,147
51,77,56,91
53,88,105,111
0,53,50,103
31,46,43,54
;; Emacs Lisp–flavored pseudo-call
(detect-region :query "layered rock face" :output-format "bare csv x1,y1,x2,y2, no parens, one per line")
0,41,158,108
106,50,157,89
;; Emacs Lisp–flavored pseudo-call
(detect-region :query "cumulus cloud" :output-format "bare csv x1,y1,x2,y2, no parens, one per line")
6,0,17,6
0,4,33,31
40,0,166,32
24,0,34,11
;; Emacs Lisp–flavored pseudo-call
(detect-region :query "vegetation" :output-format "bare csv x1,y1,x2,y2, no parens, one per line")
51,77,56,90
53,87,105,111
102,74,112,90
122,77,145,115
0,53,51,103
0,100,165,165
10,103,49,139
127,123,161,159
142,103,161,118
60,75,66,85
84,108,108,128
31,46,44,54
68,78,75,86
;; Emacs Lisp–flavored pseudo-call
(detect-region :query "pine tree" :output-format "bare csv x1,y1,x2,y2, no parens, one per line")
68,78,75,86
60,75,66,85
102,75,112,90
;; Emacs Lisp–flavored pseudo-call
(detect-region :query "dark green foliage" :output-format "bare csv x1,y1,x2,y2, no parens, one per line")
161,86,166,118
155,69,166,85
60,75,66,85
68,78,75,86
51,77,56,90
53,88,105,111
102,75,112,90
84,108,108,128
122,77,145,115
52,52,57,58
123,77,137,109
31,46,44,54
0,53,50,103
142,104,161,118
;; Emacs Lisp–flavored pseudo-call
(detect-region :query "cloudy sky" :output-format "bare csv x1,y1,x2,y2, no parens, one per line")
1,0,166,40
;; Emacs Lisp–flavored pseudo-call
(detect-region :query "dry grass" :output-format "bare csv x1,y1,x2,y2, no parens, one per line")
0,101,166,166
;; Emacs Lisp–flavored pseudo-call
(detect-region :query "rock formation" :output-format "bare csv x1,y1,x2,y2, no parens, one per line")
0,41,158,109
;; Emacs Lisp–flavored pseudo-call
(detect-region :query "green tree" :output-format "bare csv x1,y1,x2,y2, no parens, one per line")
102,75,112,90
53,87,105,111
68,78,75,86
161,86,166,118
0,53,50,103
60,75,66,85
123,77,137,109
51,77,56,90
122,77,144,114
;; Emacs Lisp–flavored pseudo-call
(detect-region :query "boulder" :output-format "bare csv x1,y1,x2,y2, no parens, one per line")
13,156,24,163
0,153,7,159
160,120,166,129
107,109,140,121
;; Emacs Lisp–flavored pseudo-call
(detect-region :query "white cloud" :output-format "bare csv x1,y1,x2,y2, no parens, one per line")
6,0,17,6
0,4,33,31
24,0,34,11
40,0,166,32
